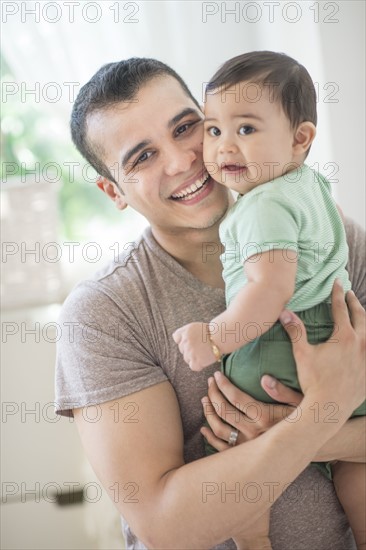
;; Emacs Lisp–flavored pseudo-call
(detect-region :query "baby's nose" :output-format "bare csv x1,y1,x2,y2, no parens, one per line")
218,138,238,154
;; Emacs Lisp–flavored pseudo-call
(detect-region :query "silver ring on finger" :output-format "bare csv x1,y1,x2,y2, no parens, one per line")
228,429,239,447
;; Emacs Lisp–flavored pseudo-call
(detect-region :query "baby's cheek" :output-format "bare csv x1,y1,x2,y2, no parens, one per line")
203,144,223,184
203,139,213,164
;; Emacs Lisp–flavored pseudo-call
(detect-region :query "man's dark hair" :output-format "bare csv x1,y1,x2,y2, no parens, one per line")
71,58,200,184
206,51,317,131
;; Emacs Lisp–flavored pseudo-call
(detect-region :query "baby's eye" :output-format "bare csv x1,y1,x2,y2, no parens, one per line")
207,126,221,137
239,125,255,136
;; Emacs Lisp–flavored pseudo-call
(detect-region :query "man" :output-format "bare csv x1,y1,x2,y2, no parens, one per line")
55,58,366,549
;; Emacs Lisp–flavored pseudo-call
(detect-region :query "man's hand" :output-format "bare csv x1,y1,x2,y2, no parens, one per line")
201,280,366,452
280,281,365,416
200,373,303,451
173,322,216,370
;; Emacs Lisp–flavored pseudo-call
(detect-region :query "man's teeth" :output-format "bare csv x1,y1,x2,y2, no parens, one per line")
171,173,209,200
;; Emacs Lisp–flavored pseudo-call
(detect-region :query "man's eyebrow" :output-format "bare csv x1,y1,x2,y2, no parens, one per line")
168,107,202,128
121,140,151,168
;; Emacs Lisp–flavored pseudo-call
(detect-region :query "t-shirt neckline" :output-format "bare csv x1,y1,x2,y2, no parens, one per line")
143,227,225,299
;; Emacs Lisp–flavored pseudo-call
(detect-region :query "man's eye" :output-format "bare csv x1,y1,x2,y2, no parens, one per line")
176,123,190,135
175,120,201,136
239,125,255,135
134,151,153,166
207,127,221,137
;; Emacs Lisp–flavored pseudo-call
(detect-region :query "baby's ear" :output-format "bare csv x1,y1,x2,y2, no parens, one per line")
293,122,316,155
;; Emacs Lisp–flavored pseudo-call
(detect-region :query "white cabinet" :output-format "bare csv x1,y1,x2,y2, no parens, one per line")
1,306,100,549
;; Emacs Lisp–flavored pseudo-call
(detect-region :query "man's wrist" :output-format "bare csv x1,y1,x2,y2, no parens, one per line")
300,392,351,429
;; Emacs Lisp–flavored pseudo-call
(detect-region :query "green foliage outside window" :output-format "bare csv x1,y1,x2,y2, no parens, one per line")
1,55,130,241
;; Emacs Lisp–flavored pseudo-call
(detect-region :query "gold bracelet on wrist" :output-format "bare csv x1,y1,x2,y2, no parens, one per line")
207,331,223,363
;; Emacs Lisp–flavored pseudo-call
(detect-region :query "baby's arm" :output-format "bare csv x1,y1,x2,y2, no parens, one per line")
173,250,297,370
211,249,297,353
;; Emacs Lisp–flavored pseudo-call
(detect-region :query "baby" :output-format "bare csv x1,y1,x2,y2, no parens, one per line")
173,51,365,550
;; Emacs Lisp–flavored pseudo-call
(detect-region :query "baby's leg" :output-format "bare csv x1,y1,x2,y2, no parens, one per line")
233,509,272,550
332,461,366,550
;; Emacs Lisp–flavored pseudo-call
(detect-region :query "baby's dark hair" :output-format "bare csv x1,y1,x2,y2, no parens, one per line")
206,51,317,130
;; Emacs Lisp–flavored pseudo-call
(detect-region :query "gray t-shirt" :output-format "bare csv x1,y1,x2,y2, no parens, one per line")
55,217,365,550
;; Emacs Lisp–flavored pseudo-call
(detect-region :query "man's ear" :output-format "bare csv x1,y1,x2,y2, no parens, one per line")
96,177,128,211
292,122,316,156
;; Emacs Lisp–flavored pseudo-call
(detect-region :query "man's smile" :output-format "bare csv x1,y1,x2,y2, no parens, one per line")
170,170,211,202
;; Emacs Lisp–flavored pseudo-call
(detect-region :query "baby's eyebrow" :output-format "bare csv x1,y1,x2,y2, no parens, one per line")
204,114,263,123
234,114,263,121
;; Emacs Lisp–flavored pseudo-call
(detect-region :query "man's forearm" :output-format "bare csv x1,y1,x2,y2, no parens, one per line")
78,283,365,549
314,416,366,463
139,395,351,548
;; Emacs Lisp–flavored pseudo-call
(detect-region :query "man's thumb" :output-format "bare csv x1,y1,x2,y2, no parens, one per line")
279,310,307,349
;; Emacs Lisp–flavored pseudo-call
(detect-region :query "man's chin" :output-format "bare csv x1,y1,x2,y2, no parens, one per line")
190,204,228,231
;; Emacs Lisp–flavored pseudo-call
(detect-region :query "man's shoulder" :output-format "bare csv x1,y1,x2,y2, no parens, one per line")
344,216,366,309
344,216,366,265
344,216,366,243
60,228,160,318
59,225,200,322
93,228,153,280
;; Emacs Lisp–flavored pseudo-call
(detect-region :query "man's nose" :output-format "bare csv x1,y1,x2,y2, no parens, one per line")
164,145,197,176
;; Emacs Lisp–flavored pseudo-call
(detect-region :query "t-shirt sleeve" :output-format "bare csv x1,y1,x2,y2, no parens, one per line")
344,216,366,309
55,281,168,417
234,192,300,262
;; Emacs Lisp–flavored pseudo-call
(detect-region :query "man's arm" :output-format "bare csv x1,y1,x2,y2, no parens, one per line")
75,382,337,549
74,283,365,549
202,374,365,463
316,417,365,462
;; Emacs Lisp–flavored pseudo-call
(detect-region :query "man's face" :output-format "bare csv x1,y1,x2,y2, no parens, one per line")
87,76,229,235
203,82,298,194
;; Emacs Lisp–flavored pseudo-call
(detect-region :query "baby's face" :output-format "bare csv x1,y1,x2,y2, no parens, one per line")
203,81,298,195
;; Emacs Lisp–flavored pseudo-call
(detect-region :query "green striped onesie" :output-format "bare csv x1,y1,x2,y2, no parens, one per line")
207,164,366,472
